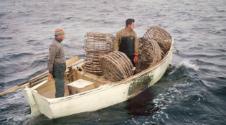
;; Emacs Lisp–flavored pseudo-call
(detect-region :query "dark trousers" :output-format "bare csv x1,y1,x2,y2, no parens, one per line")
127,55,135,66
119,37,135,66
53,63,66,98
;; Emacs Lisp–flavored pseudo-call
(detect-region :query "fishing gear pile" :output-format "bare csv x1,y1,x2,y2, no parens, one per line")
83,32,114,75
143,26,172,54
101,51,134,81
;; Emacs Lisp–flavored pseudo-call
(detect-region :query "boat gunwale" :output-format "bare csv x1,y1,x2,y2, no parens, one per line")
30,39,174,104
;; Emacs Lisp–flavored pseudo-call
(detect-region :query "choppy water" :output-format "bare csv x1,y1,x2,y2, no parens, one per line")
0,0,226,125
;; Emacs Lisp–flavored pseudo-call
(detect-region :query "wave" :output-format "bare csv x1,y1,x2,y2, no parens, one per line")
0,92,30,125
0,37,13,40
178,53,226,58
195,59,226,68
178,60,199,71
4,52,33,60
148,62,208,123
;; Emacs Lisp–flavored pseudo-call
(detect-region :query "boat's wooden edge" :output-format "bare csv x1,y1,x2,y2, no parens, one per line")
32,38,174,103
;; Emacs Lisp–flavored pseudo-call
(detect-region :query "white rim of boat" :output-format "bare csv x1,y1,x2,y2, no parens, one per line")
29,38,174,104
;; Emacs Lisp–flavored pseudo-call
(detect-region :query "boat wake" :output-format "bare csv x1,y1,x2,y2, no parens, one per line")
146,60,206,124
178,59,199,71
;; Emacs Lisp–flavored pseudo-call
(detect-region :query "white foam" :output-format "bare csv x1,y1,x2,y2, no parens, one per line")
151,85,185,122
179,59,199,71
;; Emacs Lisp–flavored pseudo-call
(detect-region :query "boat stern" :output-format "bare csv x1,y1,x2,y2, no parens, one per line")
23,87,41,117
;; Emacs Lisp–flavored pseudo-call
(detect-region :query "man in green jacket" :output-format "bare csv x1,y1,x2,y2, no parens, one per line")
114,18,139,66
48,28,66,98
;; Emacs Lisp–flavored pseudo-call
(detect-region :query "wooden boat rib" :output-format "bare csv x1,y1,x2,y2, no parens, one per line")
23,39,174,119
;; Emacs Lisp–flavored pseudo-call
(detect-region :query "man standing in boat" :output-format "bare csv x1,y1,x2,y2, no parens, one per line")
48,28,66,98
114,18,139,66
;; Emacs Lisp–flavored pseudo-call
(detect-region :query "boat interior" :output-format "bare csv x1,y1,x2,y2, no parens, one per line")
34,46,171,98
35,57,113,98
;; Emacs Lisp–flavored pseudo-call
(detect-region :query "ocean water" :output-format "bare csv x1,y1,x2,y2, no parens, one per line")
0,0,226,125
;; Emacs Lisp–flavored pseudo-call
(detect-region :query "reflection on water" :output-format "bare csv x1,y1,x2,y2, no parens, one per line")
126,89,159,116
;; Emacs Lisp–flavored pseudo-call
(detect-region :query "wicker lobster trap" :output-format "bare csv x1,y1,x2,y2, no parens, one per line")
84,32,113,52
143,26,172,54
136,38,163,72
101,51,134,81
83,32,114,75
136,26,172,72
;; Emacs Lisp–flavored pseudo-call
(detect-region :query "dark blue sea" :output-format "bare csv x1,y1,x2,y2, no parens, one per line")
0,0,226,125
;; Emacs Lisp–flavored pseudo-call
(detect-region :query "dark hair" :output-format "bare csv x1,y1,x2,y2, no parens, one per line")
126,18,135,27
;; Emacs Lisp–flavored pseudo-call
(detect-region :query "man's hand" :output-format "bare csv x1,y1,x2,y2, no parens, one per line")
133,53,139,65
48,73,53,81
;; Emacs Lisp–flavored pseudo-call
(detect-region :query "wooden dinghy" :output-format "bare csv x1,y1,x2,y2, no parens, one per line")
23,39,174,119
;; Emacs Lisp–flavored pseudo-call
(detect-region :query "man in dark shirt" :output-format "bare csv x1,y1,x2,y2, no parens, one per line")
114,19,139,66
48,28,66,98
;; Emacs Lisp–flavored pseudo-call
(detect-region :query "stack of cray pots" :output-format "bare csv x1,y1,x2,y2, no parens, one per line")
136,26,172,72
83,32,114,75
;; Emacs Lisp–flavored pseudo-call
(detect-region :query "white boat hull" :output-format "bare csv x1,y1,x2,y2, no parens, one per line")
24,40,173,119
